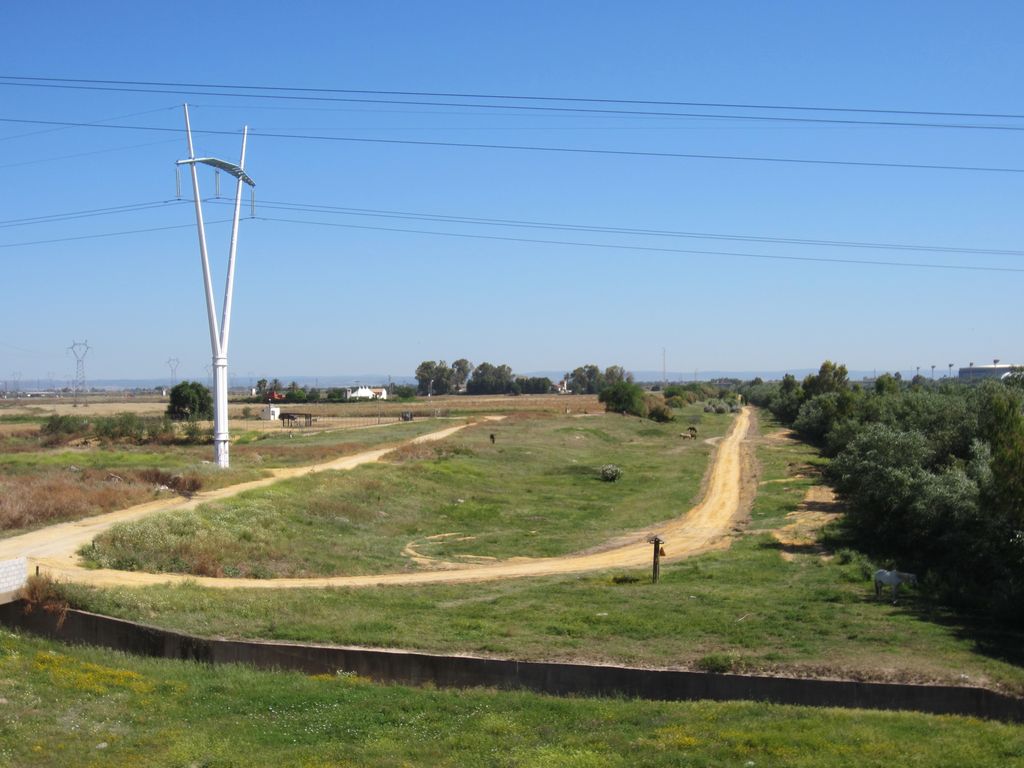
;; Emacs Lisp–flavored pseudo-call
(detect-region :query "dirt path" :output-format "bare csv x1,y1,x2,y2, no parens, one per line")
0,422,471,565
12,409,752,590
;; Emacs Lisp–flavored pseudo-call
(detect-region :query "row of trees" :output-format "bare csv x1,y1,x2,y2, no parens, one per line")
414,360,474,396
250,379,418,404
565,364,632,394
741,361,1024,625
415,359,560,396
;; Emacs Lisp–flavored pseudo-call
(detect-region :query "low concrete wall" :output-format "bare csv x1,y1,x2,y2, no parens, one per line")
2,601,1021,723
0,559,27,605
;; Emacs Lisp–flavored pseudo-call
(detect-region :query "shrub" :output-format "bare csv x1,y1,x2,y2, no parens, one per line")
20,573,69,626
600,464,622,482
136,468,203,495
145,417,178,444
646,401,675,423
695,653,736,673
183,420,211,444
93,413,147,443
167,381,213,421
40,414,90,440
598,381,647,417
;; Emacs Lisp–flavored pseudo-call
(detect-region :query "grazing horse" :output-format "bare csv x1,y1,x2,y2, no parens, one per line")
873,569,918,603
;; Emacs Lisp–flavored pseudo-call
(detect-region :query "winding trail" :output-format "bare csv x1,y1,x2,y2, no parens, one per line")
7,409,751,590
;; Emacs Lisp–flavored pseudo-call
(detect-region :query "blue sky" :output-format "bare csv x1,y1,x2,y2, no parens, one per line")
2,2,1023,385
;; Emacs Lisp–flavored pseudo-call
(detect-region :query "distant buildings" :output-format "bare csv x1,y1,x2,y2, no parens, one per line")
349,386,388,400
959,364,1021,383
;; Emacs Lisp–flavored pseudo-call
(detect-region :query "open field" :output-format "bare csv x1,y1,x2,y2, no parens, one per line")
79,408,733,577
54,412,1024,694
0,419,449,536
1,629,1021,768
0,392,602,420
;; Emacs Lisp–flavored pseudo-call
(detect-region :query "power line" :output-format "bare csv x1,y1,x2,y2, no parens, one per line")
1,200,1017,273
0,218,235,249
0,199,186,229
1,79,1021,132
0,138,181,170
1,117,1022,174
0,104,177,142
216,198,1024,258
10,195,1018,261
5,75,1024,121
256,215,1024,273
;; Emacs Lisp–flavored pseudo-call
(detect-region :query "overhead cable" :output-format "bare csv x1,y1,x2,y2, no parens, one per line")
207,198,1024,258
256,215,1024,273
0,79,1019,131
1,117,1021,174
4,75,1024,121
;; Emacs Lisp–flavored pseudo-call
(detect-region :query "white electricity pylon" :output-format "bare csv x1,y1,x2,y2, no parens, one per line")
177,103,255,469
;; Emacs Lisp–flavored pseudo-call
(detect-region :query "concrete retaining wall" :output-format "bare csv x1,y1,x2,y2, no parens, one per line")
0,559,27,605
2,600,1021,723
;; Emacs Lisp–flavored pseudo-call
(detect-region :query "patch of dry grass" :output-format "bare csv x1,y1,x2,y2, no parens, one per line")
0,469,160,531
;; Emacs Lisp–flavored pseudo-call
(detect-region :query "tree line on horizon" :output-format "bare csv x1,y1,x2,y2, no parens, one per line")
412,360,637,397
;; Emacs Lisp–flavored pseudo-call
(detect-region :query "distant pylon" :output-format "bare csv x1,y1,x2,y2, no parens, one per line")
68,340,90,407
167,357,180,384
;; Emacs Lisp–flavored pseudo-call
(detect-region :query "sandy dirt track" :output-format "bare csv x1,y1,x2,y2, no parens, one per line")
7,409,751,590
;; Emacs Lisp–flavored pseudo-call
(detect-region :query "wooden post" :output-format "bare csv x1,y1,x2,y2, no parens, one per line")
650,536,664,583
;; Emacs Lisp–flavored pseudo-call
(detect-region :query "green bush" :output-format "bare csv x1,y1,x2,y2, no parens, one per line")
183,420,211,444
93,413,147,443
696,653,737,673
599,381,647,417
167,381,213,421
40,414,90,437
391,384,417,400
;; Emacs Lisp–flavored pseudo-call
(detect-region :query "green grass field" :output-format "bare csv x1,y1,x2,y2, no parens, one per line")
79,409,734,577
1,628,1021,768
60,412,1024,693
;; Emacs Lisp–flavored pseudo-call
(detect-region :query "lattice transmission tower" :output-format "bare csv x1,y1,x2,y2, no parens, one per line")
68,340,90,407
167,357,180,385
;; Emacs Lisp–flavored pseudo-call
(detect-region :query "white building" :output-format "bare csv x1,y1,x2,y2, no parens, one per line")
261,405,281,421
349,386,388,400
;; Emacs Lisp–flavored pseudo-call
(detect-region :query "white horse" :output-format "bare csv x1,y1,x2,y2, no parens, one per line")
873,569,918,603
